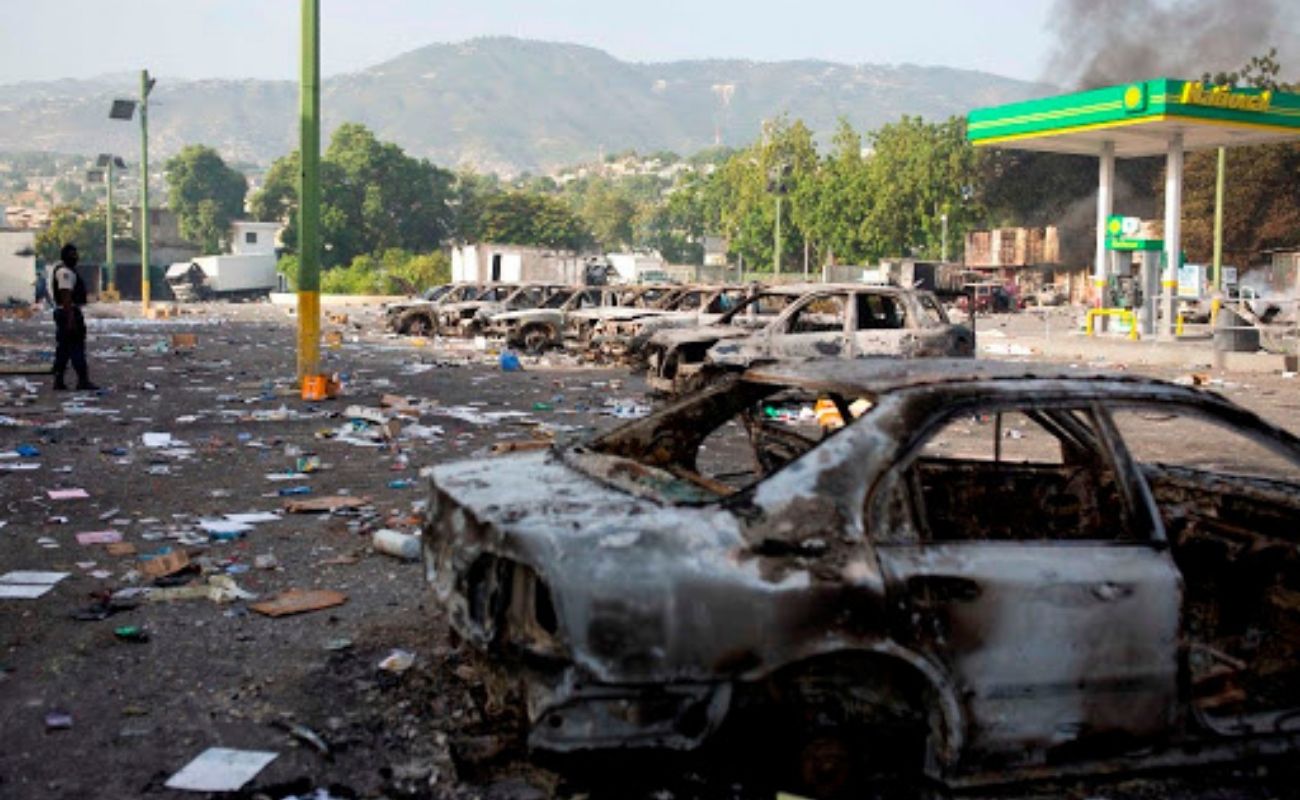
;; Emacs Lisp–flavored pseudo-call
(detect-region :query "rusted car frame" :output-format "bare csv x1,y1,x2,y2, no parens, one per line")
644,284,973,395
385,282,482,335
487,287,625,353
423,359,1300,788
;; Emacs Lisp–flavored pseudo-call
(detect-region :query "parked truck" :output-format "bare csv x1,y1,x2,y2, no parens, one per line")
165,254,278,302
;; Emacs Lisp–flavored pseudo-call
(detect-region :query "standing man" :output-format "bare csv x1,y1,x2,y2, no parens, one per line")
34,265,52,309
51,244,98,391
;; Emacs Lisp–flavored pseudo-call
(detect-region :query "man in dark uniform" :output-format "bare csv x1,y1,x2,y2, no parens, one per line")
50,244,98,391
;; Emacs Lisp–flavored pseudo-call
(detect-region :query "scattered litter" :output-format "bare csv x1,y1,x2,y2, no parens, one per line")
77,530,123,545
490,440,550,455
250,589,348,617
274,720,332,759
224,512,280,524
45,710,74,731
106,542,138,557
198,519,253,537
285,496,369,514
140,549,192,578
378,648,416,674
47,488,89,500
114,625,150,643
0,571,69,599
145,575,256,604
165,747,278,793
372,529,420,561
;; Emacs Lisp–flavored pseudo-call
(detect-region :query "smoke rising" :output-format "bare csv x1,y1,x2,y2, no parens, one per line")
1043,0,1298,89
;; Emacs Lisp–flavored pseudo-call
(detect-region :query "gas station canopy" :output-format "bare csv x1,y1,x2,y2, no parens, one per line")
968,78,1300,157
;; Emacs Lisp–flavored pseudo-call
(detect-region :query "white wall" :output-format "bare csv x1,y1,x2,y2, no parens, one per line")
229,221,281,256
0,230,36,303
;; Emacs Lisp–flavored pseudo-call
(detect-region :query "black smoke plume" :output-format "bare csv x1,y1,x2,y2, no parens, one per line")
1043,0,1297,89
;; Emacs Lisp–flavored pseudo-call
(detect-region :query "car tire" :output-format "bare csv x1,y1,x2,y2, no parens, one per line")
521,324,555,355
401,312,434,337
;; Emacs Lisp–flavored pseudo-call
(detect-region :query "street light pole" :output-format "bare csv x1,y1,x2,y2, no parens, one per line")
139,69,152,310
106,157,115,294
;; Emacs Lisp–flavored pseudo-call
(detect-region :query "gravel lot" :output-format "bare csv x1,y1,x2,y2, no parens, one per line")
1,301,1298,800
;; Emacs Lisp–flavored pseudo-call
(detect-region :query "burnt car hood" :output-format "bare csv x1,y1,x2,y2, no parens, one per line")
649,324,753,349
426,450,882,684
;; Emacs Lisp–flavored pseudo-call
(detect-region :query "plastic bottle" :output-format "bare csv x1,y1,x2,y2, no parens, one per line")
372,529,420,561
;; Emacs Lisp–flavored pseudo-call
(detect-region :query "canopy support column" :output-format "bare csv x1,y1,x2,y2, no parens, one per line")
1162,133,1183,339
1094,141,1114,308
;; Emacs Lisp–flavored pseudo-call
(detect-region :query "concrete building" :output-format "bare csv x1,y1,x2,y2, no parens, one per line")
230,221,280,256
451,243,584,284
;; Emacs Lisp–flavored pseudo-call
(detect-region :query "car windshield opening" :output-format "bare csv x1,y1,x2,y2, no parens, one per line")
573,379,872,503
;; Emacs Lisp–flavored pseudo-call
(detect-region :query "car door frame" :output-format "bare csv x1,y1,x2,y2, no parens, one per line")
865,391,1183,770
762,290,852,359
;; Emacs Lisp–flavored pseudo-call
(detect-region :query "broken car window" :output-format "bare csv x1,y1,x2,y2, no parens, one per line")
585,381,861,502
856,294,907,329
1111,408,1300,484
785,295,847,334
906,406,1129,542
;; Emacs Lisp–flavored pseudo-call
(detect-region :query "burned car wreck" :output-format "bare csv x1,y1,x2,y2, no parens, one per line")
423,359,1300,789
643,284,973,396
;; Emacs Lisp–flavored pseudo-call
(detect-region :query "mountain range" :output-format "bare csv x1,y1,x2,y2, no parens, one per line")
0,37,1053,175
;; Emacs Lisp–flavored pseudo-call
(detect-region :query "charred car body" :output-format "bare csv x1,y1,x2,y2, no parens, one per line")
591,285,754,364
643,284,973,395
487,287,626,353
563,285,683,349
438,284,568,338
385,283,483,335
423,359,1300,788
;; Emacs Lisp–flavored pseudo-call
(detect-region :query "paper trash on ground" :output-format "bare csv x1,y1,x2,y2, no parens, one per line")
0,571,70,599
165,747,278,792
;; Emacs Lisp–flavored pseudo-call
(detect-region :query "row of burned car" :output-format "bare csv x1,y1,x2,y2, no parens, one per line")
385,281,976,393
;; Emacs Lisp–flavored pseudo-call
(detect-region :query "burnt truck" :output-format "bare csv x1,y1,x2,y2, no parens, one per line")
423,359,1300,794
643,284,972,395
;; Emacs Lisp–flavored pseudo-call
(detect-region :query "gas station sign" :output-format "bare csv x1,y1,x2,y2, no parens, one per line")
1105,215,1160,251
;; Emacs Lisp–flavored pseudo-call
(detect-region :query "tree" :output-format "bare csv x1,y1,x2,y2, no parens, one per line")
793,119,873,265
1180,50,1300,264
165,145,247,254
36,205,107,264
862,116,980,261
577,179,637,249
708,116,818,271
319,248,451,295
250,124,457,268
469,191,591,250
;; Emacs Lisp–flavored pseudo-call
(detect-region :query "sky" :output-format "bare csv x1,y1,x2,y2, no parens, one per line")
0,0,1056,84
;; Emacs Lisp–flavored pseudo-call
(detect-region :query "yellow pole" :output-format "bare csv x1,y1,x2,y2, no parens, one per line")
297,0,321,382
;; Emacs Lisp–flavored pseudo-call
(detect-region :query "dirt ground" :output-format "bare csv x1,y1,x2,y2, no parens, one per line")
1,301,1299,800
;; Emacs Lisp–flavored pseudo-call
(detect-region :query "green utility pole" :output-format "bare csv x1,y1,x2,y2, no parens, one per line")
1212,146,1225,290
139,69,154,309
774,194,782,278
105,157,115,293
297,0,321,381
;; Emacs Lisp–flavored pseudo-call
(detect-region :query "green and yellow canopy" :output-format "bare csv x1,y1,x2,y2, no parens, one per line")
968,78,1300,156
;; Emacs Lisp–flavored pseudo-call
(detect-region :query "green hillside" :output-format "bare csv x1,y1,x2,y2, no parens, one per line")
0,37,1051,173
